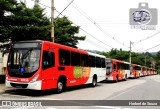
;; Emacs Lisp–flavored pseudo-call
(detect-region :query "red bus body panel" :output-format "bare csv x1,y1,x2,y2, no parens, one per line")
106,59,125,81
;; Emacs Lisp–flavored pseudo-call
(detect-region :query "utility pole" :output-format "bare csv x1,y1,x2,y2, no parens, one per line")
51,0,54,42
129,41,132,64
145,55,146,66
129,41,132,73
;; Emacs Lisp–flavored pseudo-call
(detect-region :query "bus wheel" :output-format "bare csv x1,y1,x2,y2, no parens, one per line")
92,76,97,87
115,75,118,83
57,80,64,93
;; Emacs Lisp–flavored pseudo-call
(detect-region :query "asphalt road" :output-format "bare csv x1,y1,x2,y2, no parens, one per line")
0,75,160,109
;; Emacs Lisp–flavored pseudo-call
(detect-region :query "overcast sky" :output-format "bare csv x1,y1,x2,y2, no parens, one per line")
25,0,160,52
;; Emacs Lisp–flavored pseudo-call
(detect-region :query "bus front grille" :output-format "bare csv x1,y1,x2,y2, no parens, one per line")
10,83,28,88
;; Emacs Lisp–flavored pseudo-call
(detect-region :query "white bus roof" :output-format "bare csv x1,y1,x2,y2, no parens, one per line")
88,52,106,58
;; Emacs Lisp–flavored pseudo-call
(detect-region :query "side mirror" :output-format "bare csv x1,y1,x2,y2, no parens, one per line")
8,62,11,66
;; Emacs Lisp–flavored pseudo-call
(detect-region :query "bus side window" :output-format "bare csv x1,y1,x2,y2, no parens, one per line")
42,51,55,70
60,58,65,65
59,49,70,66
96,57,101,68
89,55,95,67
71,52,80,66
81,54,88,67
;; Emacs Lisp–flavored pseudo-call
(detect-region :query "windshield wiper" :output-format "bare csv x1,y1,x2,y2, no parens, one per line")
22,48,33,59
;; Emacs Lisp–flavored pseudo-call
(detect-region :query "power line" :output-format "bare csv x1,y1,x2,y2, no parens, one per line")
85,39,109,51
131,43,138,51
54,8,114,48
78,27,113,48
31,0,51,8
29,0,114,49
134,30,160,44
67,0,128,48
30,0,63,19
50,6,114,48
29,0,160,53
54,8,63,18
141,43,160,52
56,0,74,19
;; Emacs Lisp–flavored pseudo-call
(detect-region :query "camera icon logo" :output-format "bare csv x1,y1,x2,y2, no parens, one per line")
129,2,158,30
2,101,11,106
133,9,151,25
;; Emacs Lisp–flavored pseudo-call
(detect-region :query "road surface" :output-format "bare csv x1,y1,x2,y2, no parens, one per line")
0,75,160,109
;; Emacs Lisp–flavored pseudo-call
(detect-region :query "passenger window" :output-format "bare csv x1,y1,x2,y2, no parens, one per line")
89,56,95,67
71,52,80,66
42,51,55,69
81,54,88,67
59,49,70,66
96,57,101,68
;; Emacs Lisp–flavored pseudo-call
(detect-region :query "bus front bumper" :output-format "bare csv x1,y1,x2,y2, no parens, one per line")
106,75,114,81
6,80,42,90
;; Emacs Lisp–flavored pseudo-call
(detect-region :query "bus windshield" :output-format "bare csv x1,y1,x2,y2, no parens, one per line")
8,46,41,78
106,60,112,74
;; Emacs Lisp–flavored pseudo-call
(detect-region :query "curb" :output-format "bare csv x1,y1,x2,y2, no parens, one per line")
0,90,5,94
0,87,15,94
0,84,6,94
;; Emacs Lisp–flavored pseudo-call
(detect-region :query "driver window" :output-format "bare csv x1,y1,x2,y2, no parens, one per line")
42,51,55,70
113,64,117,71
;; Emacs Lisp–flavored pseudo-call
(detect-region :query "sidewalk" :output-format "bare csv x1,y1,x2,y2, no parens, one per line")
0,75,6,93
0,74,16,94
0,83,6,93
0,83,15,94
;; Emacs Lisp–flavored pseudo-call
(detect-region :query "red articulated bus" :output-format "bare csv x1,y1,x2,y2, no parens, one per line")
5,40,106,93
130,64,141,78
106,58,130,82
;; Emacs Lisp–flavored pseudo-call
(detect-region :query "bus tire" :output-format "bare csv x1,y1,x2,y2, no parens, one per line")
92,75,97,87
115,75,118,83
57,79,64,93
134,73,136,79
124,74,127,81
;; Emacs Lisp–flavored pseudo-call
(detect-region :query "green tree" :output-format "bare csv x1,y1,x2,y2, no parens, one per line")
0,0,20,42
9,2,51,41
0,0,51,42
99,49,154,67
54,16,85,48
155,51,160,70
0,1,85,48
105,48,130,62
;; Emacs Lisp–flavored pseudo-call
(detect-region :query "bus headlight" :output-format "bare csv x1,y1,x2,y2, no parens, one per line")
30,74,39,83
6,75,8,80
